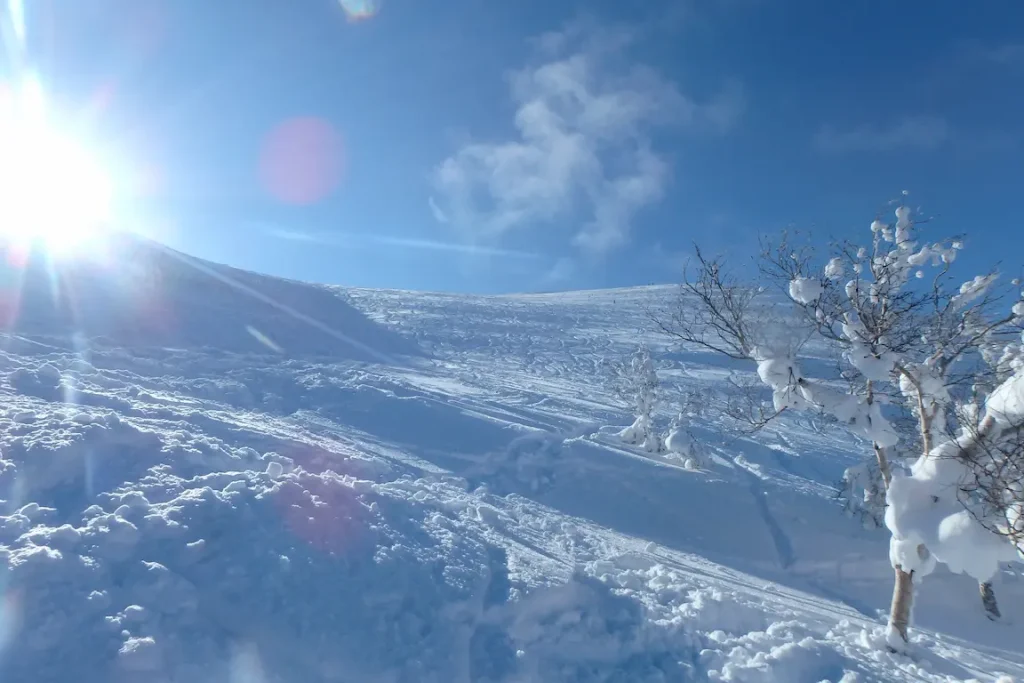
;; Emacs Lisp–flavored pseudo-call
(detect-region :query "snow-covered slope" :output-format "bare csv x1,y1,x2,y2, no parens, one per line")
0,241,1021,682
0,235,420,360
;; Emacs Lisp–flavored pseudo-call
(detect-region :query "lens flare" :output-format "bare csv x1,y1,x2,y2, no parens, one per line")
258,117,343,206
338,0,380,21
246,325,283,353
9,0,25,42
0,590,21,658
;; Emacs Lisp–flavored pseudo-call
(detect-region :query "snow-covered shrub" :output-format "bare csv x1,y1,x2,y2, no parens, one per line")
665,396,706,470
655,197,1024,647
617,345,664,453
665,422,702,470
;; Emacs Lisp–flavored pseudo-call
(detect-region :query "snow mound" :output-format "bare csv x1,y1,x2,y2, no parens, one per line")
505,574,696,682
0,412,512,681
0,235,421,361
586,558,883,683
467,431,566,495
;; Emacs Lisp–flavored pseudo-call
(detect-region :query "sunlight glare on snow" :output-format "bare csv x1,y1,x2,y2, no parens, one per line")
0,75,115,256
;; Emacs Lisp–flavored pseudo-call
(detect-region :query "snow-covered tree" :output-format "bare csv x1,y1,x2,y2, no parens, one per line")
617,344,664,453
655,199,1024,649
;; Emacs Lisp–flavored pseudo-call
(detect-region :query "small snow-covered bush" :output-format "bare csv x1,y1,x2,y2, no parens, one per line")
617,345,664,453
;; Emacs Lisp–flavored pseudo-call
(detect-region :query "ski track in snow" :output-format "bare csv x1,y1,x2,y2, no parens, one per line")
0,261,1021,683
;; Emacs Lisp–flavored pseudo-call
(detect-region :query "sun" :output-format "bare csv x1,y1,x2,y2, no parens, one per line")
0,76,114,256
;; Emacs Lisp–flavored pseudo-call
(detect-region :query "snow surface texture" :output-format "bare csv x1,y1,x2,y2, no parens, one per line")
0,238,1021,682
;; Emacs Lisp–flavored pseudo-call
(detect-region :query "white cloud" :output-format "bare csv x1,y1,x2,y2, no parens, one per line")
431,25,742,255
814,117,949,153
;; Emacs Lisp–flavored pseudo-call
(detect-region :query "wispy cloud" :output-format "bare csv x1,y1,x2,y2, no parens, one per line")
267,228,321,243
541,256,578,287
431,23,743,255
647,241,690,275
427,196,448,224
267,227,539,259
813,117,950,154
985,43,1024,67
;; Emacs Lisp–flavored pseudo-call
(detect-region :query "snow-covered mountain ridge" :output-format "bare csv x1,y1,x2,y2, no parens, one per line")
0,237,1020,682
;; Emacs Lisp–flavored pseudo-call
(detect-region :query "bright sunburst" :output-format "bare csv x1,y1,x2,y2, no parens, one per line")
0,75,114,256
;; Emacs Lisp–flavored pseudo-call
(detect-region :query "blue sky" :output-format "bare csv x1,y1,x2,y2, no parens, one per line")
10,0,1024,292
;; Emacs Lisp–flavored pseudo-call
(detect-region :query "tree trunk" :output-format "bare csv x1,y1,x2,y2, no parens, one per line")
873,443,892,488
866,383,892,488
888,565,915,647
980,581,1001,621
